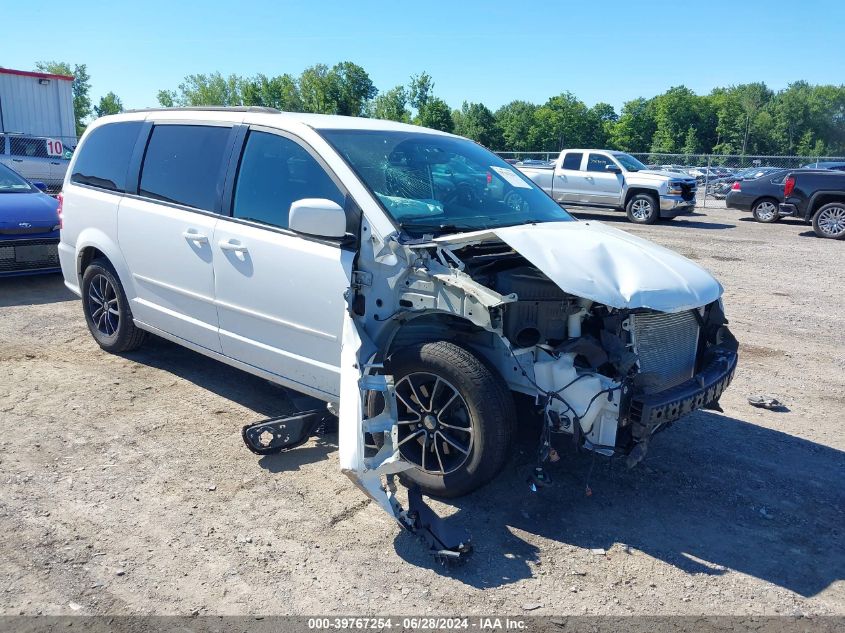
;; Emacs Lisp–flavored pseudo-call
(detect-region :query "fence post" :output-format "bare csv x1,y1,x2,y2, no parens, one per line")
702,155,711,208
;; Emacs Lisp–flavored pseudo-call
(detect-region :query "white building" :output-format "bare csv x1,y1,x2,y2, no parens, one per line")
0,68,76,146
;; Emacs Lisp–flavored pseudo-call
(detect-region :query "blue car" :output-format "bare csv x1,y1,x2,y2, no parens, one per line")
0,162,61,276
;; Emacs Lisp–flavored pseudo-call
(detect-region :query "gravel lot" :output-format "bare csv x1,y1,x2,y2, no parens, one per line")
1,205,843,616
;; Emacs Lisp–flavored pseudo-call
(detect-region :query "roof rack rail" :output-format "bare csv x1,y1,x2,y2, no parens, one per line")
123,106,281,114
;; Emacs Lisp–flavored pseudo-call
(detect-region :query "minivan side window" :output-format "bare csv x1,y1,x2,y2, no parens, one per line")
561,152,582,170
232,131,344,230
71,122,143,192
139,125,231,212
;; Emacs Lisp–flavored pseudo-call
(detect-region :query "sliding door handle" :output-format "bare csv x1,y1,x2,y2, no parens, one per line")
219,239,248,253
182,229,208,244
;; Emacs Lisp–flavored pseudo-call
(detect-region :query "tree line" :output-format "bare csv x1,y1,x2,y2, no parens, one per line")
37,60,845,156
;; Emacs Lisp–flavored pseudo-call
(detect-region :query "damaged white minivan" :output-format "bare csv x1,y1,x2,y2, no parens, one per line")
59,107,737,558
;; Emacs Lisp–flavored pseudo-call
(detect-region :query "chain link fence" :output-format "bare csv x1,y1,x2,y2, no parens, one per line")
496,151,845,208
0,133,77,194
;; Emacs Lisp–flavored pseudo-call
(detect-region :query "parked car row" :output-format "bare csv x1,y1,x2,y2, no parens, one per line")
726,168,845,239
643,161,845,196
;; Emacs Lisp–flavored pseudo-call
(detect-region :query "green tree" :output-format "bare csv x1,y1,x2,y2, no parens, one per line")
736,82,772,154
710,88,745,153
610,98,656,152
35,61,91,136
241,73,302,111
157,90,176,108
159,72,243,106
408,71,434,112
327,62,376,116
682,126,699,155
94,92,123,117
452,102,501,148
649,86,714,153
494,100,538,151
531,92,602,150
368,85,410,122
298,64,335,113
417,97,453,132
796,129,827,157
590,102,618,147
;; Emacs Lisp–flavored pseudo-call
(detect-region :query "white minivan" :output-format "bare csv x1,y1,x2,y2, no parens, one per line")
59,107,737,537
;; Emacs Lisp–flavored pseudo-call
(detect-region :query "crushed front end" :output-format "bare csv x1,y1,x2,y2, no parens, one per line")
337,219,737,560
457,241,739,466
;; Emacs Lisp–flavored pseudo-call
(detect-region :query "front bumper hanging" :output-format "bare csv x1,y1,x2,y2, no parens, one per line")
629,347,738,433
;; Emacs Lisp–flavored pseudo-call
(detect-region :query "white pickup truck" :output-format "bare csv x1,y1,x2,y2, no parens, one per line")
517,149,697,224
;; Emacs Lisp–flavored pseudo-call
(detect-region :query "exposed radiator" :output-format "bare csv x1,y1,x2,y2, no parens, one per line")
630,310,700,393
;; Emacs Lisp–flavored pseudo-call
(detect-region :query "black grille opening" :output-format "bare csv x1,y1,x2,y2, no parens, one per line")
0,239,59,272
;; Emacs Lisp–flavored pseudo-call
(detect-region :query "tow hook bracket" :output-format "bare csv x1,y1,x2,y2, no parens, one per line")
405,486,472,565
241,410,330,455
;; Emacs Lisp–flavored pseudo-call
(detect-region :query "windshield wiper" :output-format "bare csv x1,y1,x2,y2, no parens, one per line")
399,220,481,236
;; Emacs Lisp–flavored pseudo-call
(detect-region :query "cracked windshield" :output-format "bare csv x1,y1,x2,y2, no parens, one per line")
321,130,573,237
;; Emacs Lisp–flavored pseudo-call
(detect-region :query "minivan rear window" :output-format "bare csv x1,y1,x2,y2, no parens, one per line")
71,121,143,192
139,124,231,212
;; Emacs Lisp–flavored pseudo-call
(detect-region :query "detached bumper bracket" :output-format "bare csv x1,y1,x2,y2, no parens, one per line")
406,486,472,564
241,409,329,455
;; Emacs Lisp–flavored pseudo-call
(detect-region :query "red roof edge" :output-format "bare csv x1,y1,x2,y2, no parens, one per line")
0,68,75,82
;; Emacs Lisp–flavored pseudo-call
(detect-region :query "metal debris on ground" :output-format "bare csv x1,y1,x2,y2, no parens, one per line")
747,395,786,410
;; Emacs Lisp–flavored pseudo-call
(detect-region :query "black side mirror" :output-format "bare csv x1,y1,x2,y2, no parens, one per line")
605,164,622,174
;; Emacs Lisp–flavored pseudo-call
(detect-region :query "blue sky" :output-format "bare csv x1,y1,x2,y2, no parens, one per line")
6,0,845,113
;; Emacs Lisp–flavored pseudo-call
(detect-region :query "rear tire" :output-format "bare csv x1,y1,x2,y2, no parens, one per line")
752,198,780,223
812,202,845,239
626,193,659,224
81,259,146,353
369,341,514,498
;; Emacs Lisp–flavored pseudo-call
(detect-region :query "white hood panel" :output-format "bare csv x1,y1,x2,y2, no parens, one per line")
438,221,722,313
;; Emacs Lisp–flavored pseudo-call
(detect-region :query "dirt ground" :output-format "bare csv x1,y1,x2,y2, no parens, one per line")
1,205,843,616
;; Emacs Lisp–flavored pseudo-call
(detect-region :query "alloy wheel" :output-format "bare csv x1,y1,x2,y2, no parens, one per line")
631,198,653,221
817,205,845,237
755,201,777,221
87,274,120,336
394,372,473,475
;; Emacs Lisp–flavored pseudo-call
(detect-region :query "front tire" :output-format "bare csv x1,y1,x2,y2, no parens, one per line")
81,259,146,352
370,341,514,498
812,202,845,239
626,193,659,224
752,198,780,223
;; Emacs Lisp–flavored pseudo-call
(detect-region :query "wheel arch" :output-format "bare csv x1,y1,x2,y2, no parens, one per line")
751,195,780,208
809,192,845,216
74,229,134,300
624,187,660,206
381,311,493,359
